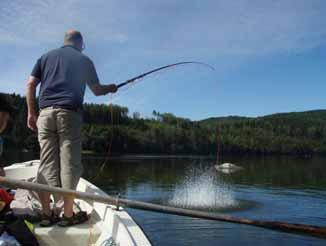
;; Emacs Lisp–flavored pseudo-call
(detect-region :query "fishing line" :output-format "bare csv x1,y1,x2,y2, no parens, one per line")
91,94,114,181
91,61,215,181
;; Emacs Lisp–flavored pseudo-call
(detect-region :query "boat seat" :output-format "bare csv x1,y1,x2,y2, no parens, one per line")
34,214,102,246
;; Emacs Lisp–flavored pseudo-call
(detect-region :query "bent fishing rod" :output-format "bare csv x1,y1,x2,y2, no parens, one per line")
116,61,215,89
92,61,215,180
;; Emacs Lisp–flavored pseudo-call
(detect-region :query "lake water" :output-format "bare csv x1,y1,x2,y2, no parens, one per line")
80,155,326,246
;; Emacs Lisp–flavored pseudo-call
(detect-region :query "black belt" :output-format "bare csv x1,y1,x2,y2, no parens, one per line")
41,105,81,112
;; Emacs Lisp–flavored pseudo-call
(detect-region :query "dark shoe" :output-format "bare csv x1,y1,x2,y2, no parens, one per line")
39,212,59,227
57,211,89,227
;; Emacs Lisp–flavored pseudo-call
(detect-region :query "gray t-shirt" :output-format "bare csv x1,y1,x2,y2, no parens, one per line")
31,45,99,109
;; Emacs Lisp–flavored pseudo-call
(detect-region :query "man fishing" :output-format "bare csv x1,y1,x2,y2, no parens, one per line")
26,29,118,227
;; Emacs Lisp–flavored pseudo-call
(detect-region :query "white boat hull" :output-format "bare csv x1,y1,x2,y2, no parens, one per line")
4,160,151,246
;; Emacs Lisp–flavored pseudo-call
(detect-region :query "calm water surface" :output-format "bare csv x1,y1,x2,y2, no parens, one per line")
81,156,326,246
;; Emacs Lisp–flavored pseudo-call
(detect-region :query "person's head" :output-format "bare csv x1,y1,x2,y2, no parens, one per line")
64,29,84,52
0,94,14,134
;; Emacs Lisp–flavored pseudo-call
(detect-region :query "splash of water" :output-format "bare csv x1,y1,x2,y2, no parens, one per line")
169,167,237,210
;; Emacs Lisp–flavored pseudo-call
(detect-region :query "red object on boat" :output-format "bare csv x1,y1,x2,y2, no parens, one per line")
0,188,14,205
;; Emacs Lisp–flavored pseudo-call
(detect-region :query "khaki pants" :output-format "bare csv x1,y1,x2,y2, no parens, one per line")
37,107,83,190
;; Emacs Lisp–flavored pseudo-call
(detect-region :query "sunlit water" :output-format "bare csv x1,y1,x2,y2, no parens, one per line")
6,152,326,246
83,156,326,246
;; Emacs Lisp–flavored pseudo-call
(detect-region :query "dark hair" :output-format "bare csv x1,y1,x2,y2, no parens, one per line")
64,30,83,45
0,93,15,115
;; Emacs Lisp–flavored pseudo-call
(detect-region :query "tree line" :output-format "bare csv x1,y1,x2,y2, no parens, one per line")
2,93,326,156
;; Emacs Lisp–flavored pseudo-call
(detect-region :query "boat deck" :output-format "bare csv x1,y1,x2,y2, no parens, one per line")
34,211,101,246
4,160,151,246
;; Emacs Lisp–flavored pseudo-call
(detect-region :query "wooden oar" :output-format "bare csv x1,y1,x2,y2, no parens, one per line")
0,176,325,238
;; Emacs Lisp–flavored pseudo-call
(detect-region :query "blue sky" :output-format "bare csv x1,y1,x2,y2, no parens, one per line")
0,0,325,120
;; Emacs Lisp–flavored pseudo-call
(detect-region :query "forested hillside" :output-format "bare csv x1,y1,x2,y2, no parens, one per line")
2,93,326,156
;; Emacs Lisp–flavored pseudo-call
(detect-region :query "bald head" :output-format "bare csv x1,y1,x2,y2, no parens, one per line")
64,29,83,51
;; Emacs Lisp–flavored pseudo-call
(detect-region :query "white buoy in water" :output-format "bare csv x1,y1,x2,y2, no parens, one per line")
215,163,243,174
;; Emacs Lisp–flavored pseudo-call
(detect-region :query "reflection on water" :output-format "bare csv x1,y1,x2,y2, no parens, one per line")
5,153,326,246
169,167,237,210
81,155,326,246
80,155,326,193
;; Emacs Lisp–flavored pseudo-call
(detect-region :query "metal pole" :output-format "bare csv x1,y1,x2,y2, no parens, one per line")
0,177,325,238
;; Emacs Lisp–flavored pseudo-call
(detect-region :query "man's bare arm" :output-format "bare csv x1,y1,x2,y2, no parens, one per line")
88,83,118,96
26,76,40,131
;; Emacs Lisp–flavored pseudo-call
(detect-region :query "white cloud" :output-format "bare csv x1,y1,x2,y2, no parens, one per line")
0,0,325,55
0,0,326,112
0,0,128,45
149,0,326,55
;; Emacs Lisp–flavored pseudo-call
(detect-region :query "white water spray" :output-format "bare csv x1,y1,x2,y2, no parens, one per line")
169,167,237,210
